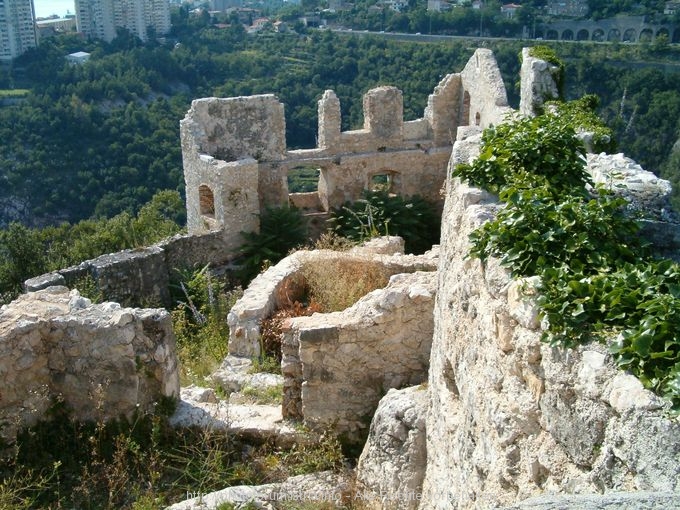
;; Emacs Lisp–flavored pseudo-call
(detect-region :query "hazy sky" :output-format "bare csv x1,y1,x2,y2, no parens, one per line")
34,0,75,18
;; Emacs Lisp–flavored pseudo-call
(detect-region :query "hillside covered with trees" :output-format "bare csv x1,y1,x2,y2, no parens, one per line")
2,15,680,303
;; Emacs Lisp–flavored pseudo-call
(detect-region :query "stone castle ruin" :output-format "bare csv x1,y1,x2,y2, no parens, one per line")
7,47,680,508
179,48,512,253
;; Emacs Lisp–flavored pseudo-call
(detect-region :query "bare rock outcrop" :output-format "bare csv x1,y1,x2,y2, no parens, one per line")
356,385,428,509
419,171,680,509
0,286,179,442
165,471,352,510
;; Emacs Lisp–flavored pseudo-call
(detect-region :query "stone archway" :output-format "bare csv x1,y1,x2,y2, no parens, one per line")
623,28,636,42
546,29,558,40
640,28,653,42
592,29,605,41
577,29,589,41
562,29,574,41
608,29,621,42
657,28,670,40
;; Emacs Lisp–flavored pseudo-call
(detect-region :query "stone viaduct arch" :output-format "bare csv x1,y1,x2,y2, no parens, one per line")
541,15,675,43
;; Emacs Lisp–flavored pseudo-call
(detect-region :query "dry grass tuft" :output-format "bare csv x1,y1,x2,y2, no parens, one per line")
301,258,390,313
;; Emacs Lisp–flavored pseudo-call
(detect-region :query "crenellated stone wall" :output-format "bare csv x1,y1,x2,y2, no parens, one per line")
179,48,513,260
25,48,514,308
0,286,179,443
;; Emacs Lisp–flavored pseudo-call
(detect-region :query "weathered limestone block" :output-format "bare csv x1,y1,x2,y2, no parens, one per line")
165,471,351,510
0,287,179,443
318,89,341,150
460,49,513,129
519,47,560,117
500,491,680,510
169,386,301,448
587,152,674,220
363,86,404,142
210,355,283,395
425,73,462,146
587,152,680,260
181,95,286,163
356,386,428,510
283,270,436,444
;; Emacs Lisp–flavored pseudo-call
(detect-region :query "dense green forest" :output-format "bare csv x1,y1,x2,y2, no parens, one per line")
3,24,680,226
2,15,680,300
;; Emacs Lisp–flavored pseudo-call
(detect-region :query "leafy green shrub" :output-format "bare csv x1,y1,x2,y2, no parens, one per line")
454,114,590,196
457,112,680,411
546,95,616,154
469,184,641,278
238,206,307,282
330,190,440,254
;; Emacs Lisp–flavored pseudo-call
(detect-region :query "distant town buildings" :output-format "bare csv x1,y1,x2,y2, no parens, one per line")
500,3,521,18
427,0,452,13
665,2,680,15
0,0,38,61
210,0,243,11
66,50,90,64
74,0,171,42
547,0,588,18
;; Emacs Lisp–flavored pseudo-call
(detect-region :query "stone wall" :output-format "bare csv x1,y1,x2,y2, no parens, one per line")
25,230,231,308
519,47,560,117
282,270,436,444
25,49,513,308
227,237,437,358
0,286,179,443
418,140,680,509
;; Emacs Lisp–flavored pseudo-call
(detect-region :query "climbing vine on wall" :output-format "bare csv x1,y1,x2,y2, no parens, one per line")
453,111,680,411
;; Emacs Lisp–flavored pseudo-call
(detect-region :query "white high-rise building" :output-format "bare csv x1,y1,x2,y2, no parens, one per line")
75,0,171,42
0,0,38,61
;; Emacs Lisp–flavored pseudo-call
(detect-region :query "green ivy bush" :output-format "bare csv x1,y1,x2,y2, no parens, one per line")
454,112,680,411
546,95,616,154
454,114,591,196
330,190,440,255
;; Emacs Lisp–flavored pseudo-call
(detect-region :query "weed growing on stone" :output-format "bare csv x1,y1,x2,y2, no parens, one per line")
0,402,355,508
239,385,284,405
170,266,243,387
260,300,322,363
